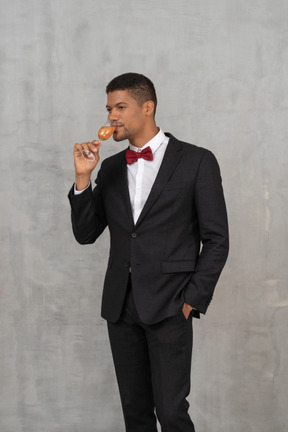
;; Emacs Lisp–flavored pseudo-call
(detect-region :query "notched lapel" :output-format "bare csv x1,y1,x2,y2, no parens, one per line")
135,135,183,227
113,150,135,228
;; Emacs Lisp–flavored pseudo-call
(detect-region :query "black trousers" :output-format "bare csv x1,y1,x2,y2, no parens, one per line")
107,278,195,432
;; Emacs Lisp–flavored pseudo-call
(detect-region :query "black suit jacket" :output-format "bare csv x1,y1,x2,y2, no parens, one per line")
68,133,229,324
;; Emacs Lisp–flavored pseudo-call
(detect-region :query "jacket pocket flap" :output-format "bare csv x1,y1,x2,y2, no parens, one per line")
161,260,196,273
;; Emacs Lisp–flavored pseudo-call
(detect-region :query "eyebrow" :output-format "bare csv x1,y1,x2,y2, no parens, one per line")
106,102,129,108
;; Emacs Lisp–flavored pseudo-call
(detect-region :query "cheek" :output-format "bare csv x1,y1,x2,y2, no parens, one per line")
130,113,145,129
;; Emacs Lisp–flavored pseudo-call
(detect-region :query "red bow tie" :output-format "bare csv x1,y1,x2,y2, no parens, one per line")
125,146,153,164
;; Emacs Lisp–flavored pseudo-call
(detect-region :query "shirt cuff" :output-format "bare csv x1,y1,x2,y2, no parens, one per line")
74,181,91,195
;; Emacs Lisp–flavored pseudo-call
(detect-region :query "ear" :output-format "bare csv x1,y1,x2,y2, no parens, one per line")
144,101,155,117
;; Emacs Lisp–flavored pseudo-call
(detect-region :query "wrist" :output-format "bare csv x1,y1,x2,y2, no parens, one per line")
75,174,91,191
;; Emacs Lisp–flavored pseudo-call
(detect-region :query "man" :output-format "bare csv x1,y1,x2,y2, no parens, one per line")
68,72,229,432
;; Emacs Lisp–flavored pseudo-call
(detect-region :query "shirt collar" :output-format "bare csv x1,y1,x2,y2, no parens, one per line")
129,128,166,154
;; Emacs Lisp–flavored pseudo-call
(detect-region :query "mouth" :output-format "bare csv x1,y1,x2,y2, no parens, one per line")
111,123,123,130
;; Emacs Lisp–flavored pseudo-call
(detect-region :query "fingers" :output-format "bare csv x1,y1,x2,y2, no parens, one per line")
182,303,193,320
73,140,101,177
74,140,101,156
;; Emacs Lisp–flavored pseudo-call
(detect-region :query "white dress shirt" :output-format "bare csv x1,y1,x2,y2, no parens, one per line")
75,128,169,224
127,129,169,223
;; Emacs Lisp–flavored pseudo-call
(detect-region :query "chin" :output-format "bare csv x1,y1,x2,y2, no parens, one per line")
114,136,123,142
114,133,128,142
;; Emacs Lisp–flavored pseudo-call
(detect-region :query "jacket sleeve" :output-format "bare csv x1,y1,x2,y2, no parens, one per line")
184,150,229,314
68,170,107,245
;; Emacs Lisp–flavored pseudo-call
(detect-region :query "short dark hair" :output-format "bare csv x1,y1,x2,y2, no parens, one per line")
106,72,157,116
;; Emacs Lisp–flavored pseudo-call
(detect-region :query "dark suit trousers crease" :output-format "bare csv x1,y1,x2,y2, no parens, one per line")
107,277,195,432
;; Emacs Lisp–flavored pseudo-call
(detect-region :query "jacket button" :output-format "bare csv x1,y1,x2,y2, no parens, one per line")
131,232,137,238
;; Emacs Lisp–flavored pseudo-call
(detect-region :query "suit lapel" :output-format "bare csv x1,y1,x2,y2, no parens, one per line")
115,150,135,228
135,134,183,228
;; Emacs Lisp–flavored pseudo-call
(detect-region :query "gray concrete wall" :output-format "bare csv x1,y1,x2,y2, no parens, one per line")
1,0,287,431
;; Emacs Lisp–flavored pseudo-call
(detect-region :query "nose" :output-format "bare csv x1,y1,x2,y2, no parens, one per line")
108,109,119,123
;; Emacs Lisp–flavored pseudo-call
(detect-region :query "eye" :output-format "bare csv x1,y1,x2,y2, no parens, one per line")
106,108,112,113
118,105,126,110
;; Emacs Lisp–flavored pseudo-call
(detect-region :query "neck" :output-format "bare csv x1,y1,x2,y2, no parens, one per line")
129,124,159,148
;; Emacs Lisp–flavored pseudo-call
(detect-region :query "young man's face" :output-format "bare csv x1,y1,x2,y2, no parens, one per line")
106,90,148,143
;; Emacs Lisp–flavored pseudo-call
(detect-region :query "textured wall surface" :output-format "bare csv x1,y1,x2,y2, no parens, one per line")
1,0,287,431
